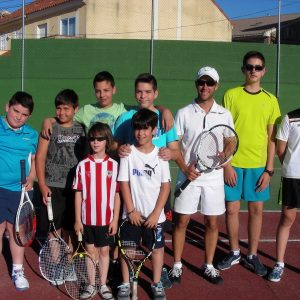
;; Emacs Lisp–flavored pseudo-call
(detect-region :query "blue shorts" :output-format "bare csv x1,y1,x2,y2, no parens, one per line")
225,167,270,202
0,187,33,224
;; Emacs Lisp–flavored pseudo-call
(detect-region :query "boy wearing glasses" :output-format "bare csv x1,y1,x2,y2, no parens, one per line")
169,67,234,285
217,51,281,276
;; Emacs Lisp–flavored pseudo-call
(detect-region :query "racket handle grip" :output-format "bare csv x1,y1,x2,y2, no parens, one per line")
20,159,26,185
174,178,191,198
46,197,54,221
77,231,83,242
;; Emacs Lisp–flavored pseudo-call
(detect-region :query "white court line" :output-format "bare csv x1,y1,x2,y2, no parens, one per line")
164,238,300,244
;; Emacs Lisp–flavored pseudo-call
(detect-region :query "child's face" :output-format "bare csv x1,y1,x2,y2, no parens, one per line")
242,57,266,84
88,135,107,155
135,83,158,109
55,104,78,125
5,103,30,129
134,126,156,146
94,80,116,108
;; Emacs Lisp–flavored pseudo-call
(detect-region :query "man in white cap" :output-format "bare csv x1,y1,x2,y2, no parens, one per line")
169,67,234,285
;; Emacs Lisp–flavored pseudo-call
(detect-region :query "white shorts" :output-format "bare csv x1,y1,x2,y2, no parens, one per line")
173,184,225,216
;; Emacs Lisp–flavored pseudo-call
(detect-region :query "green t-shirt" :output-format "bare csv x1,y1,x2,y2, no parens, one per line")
223,86,281,168
74,102,127,134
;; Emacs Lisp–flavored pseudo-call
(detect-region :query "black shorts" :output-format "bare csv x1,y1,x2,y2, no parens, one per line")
40,187,75,231
119,221,165,249
282,177,300,208
84,224,115,248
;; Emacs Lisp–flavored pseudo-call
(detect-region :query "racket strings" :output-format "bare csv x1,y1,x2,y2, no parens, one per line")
39,239,69,282
121,240,150,261
16,202,36,245
197,128,238,168
64,254,97,300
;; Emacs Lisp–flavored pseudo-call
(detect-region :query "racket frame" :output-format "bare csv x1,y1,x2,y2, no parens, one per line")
174,124,239,198
14,159,37,247
118,218,156,300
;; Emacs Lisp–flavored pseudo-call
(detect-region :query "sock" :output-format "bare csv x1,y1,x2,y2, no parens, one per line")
12,264,23,275
276,262,284,268
205,264,214,269
174,262,182,269
122,282,130,286
247,254,256,259
232,249,240,256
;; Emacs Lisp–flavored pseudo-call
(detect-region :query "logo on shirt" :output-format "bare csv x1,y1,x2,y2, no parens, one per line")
132,164,158,179
107,170,113,178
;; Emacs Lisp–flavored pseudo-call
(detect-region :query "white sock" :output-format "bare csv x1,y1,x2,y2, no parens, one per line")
205,264,214,269
276,262,284,268
174,262,182,269
12,264,23,275
247,254,256,259
232,249,240,256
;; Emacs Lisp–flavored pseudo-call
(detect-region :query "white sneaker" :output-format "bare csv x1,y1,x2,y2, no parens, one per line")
12,269,29,291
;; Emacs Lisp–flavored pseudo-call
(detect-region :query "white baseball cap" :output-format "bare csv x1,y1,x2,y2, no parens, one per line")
195,66,219,83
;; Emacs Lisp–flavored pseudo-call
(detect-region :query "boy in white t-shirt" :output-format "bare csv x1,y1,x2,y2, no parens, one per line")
117,108,171,300
268,109,300,282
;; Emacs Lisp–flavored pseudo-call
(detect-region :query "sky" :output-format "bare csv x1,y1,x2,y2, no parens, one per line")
1,0,300,20
214,0,300,19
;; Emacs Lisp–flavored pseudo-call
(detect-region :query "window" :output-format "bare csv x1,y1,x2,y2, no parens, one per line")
37,23,47,38
61,17,76,36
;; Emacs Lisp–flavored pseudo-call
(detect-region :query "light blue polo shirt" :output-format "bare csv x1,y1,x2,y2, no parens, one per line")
0,116,38,191
114,108,178,147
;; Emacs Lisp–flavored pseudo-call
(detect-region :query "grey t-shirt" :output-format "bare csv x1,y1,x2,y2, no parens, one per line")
45,122,86,189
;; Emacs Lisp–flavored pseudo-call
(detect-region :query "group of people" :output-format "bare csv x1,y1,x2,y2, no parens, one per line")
0,50,299,300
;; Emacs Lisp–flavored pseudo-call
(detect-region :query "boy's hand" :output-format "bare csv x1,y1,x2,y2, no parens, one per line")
256,172,271,192
24,177,34,192
118,144,131,158
39,184,52,205
158,147,172,161
74,221,84,235
224,164,237,187
144,211,160,229
41,117,56,139
108,218,118,236
184,162,200,181
129,210,144,226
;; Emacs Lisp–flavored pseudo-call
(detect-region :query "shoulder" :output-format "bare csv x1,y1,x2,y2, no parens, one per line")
224,86,244,96
261,88,278,101
23,124,38,138
287,108,300,120
176,102,194,115
213,102,231,115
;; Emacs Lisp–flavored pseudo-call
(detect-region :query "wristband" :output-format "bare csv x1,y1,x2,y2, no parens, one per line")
128,208,135,215
264,168,274,177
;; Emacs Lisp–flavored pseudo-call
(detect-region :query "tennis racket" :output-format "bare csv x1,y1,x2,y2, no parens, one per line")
39,196,71,284
64,231,98,300
14,159,36,247
118,218,157,300
174,124,239,197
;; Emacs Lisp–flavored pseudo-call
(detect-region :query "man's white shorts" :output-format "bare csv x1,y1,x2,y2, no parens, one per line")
173,184,225,216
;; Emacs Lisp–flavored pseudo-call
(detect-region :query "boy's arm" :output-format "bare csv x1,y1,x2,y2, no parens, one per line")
276,139,287,165
156,105,174,131
25,154,36,192
120,181,143,226
144,181,170,229
256,124,277,192
35,135,51,204
74,191,84,234
109,192,121,235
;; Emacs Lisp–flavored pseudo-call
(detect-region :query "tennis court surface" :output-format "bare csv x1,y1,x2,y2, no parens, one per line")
0,211,299,300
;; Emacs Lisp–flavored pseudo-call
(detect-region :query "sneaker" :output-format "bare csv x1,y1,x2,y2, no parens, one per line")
168,266,182,284
217,251,241,270
243,255,267,277
151,281,166,300
160,267,172,289
201,265,224,285
268,264,284,282
99,284,114,300
117,283,130,300
80,284,97,300
12,269,29,291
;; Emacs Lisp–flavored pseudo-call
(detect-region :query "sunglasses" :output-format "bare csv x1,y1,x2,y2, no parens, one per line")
196,79,216,87
88,136,106,142
244,64,264,72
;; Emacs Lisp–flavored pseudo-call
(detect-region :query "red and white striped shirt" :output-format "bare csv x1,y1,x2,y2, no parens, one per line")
73,154,119,226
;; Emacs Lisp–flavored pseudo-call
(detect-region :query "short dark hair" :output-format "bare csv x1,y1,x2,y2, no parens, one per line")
93,71,115,88
55,89,79,108
8,91,34,114
134,73,157,91
87,122,113,153
243,51,265,67
132,108,158,130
